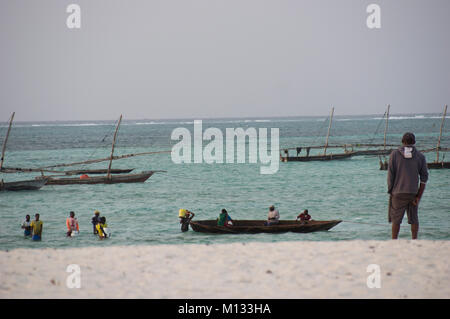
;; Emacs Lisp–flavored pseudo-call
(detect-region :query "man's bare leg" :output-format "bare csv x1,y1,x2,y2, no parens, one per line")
411,224,419,239
392,223,400,239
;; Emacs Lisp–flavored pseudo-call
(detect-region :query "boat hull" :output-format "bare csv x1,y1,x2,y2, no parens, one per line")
39,171,154,185
380,162,450,170
281,152,353,162
0,178,47,191
427,162,450,169
353,149,393,156
64,168,134,175
190,220,342,234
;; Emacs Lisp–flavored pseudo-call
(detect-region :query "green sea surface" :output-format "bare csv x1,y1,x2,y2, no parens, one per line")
0,114,449,250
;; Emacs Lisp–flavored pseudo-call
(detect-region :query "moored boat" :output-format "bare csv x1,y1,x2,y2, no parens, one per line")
38,171,154,185
353,149,393,156
281,152,354,162
281,107,354,162
0,112,46,191
32,115,164,186
0,178,47,191
379,105,449,170
189,219,342,234
63,168,134,175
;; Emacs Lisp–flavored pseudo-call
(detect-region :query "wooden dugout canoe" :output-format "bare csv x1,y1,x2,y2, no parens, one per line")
379,161,450,170
189,220,342,234
37,171,154,185
0,178,47,191
63,168,134,175
352,149,393,156
280,152,354,162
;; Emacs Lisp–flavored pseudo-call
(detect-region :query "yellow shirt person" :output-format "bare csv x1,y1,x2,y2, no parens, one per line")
30,214,43,241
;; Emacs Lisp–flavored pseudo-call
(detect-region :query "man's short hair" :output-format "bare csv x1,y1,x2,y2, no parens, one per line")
402,132,415,145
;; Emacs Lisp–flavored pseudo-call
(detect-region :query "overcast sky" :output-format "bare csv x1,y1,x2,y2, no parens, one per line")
1,0,449,121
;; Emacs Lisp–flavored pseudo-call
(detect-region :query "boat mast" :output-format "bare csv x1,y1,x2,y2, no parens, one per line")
383,104,390,150
107,115,122,179
436,105,448,163
0,112,15,171
324,107,334,155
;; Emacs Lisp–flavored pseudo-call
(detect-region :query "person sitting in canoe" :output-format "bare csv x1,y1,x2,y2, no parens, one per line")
296,209,311,223
264,205,280,226
179,209,195,232
217,209,233,226
66,211,80,237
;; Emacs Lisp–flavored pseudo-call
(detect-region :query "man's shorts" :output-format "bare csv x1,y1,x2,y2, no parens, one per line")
32,234,41,241
388,193,419,225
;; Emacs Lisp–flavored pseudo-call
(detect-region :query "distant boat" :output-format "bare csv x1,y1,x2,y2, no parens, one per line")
189,220,342,234
281,152,354,162
63,168,134,175
353,105,395,157
280,107,354,162
0,112,47,192
35,115,162,185
430,105,450,169
379,155,450,170
379,105,449,170
40,171,154,185
427,161,450,169
0,178,47,191
353,149,393,156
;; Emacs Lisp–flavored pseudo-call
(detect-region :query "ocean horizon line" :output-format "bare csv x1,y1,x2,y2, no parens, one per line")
3,112,448,126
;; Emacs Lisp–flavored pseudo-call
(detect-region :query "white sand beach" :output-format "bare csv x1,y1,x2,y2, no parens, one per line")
0,240,449,299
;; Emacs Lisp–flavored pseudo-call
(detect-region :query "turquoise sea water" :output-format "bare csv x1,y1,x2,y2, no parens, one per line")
0,114,449,250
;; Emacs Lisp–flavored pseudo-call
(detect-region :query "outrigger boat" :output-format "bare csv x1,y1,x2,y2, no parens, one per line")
0,178,47,191
353,105,395,157
379,105,449,170
0,112,47,192
63,168,134,176
34,115,162,185
189,219,342,234
41,171,154,185
280,107,355,162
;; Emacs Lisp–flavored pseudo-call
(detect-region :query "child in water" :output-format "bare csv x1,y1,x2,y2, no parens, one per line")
66,211,80,237
96,216,109,239
21,214,32,237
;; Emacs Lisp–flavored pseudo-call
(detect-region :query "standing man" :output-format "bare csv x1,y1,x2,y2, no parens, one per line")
30,213,43,241
91,210,101,234
387,132,428,239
